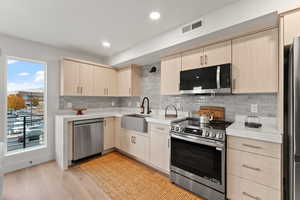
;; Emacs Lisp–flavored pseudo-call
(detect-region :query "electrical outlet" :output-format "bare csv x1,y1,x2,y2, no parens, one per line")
112,101,115,107
251,104,258,113
136,102,140,107
67,102,72,108
128,101,132,107
176,103,181,110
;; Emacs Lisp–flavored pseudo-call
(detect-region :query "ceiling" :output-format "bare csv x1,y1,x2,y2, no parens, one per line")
0,0,240,58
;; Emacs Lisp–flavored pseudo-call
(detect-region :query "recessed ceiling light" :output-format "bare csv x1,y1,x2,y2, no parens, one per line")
149,11,161,20
102,41,111,48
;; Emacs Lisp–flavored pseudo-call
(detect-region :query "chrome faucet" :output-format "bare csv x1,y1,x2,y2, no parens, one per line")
141,97,151,115
165,104,178,118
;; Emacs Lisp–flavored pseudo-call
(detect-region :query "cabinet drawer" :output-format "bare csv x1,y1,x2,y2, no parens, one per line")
227,149,281,190
149,123,170,134
228,136,281,158
227,174,280,200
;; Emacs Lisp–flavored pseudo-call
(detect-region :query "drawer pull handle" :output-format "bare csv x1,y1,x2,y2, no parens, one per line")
242,164,261,172
242,192,261,200
242,144,262,149
157,127,165,131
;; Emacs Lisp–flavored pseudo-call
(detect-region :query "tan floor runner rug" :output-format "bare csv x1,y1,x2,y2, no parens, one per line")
79,152,203,200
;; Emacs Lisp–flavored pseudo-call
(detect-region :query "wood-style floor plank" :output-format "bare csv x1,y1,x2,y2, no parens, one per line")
3,161,110,200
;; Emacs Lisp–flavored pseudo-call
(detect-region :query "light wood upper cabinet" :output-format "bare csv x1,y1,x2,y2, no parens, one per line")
181,41,231,71
117,65,140,96
61,60,80,96
181,48,203,71
79,63,94,96
283,10,300,45
93,67,117,96
232,29,278,93
103,117,115,151
161,55,182,95
203,40,231,67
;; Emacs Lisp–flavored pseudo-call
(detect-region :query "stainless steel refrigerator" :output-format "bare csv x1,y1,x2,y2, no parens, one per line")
284,37,300,200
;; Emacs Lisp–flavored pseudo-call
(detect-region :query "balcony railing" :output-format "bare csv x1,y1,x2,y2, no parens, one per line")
7,114,44,152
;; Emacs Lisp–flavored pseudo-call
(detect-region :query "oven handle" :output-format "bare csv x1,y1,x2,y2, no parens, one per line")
171,134,224,148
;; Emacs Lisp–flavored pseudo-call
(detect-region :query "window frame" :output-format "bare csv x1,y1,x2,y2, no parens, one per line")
4,56,48,155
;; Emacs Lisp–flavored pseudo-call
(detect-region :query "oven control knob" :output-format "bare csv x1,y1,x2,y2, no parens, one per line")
205,131,210,137
175,127,179,132
171,127,174,131
210,132,216,138
217,133,223,139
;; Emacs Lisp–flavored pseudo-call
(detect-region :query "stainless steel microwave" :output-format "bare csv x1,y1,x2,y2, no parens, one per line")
180,63,231,94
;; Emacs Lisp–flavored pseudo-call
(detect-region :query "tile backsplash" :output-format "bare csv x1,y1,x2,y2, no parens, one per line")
59,62,277,121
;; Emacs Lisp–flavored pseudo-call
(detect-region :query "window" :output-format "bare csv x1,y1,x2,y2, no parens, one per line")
6,58,46,152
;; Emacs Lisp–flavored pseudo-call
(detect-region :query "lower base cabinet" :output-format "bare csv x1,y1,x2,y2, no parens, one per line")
149,123,170,173
120,129,149,162
227,174,280,200
114,117,121,149
103,117,115,151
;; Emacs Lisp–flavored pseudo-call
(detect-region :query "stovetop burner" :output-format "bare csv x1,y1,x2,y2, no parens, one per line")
170,117,233,141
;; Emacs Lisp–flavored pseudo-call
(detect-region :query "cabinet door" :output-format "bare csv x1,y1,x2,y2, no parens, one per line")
203,40,231,67
181,48,203,71
106,68,117,96
103,117,115,150
131,133,149,162
93,67,107,96
150,130,170,172
61,60,80,96
114,117,121,149
79,63,94,96
232,29,278,93
160,55,181,95
120,130,131,153
284,10,300,45
117,67,131,96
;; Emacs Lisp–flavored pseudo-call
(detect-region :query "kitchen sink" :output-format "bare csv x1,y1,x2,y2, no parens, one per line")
121,114,148,133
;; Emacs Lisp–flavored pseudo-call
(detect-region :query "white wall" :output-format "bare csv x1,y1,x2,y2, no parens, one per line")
109,0,300,66
0,34,104,172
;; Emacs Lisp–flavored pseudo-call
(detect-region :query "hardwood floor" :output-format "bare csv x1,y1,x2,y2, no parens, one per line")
3,160,110,200
3,152,203,200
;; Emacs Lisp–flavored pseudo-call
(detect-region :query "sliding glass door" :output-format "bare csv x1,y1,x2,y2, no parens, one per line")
6,57,46,152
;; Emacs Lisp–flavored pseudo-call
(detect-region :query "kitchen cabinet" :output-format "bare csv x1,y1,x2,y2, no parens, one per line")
103,117,115,151
181,48,202,71
149,123,170,173
94,67,117,96
203,40,231,67
114,117,121,149
61,60,80,96
160,55,182,95
227,136,281,200
181,41,231,71
232,28,278,93
61,59,115,96
79,63,94,96
283,10,300,45
117,65,140,96
121,129,149,162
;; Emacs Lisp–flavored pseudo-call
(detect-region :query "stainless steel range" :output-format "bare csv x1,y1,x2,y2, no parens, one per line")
170,118,232,200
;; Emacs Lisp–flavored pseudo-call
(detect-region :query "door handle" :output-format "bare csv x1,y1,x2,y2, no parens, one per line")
200,56,203,66
168,138,170,148
242,192,261,200
204,55,208,65
242,144,262,149
242,164,261,172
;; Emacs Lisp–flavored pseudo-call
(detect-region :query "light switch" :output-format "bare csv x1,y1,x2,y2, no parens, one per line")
112,101,115,107
67,102,72,108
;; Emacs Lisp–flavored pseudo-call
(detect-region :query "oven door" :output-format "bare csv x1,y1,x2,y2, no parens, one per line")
170,134,225,193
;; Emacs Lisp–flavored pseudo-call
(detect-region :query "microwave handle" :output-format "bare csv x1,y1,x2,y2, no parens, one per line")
216,66,221,89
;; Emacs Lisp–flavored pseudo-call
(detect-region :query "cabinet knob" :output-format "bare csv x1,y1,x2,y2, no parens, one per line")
204,55,208,65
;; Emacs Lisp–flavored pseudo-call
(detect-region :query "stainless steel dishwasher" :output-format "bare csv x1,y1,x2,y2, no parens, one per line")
72,118,104,161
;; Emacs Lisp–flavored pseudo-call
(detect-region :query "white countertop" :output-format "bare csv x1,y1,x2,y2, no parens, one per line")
226,115,282,144
56,108,187,125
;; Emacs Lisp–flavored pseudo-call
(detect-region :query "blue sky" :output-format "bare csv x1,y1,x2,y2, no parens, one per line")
7,59,45,92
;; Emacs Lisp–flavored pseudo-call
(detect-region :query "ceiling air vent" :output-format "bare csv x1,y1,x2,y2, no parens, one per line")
182,20,202,34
